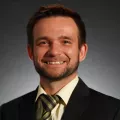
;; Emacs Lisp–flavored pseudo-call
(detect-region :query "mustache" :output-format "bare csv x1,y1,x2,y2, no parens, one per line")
41,57,68,62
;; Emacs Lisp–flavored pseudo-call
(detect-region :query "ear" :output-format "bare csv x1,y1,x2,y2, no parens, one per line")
79,43,88,62
27,45,33,60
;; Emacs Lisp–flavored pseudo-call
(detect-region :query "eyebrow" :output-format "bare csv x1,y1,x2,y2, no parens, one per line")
35,35,72,43
58,35,72,40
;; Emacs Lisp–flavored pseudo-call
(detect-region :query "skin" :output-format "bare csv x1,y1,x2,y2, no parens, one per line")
27,16,88,95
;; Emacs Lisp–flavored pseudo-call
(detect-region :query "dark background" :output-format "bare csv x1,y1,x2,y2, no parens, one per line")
0,0,120,105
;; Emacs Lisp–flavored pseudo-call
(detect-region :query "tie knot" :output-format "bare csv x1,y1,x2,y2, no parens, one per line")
40,94,60,112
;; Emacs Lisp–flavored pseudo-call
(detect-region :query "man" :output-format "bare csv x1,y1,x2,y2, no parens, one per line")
0,4,120,120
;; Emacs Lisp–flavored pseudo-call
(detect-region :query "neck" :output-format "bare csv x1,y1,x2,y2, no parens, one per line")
40,73,78,95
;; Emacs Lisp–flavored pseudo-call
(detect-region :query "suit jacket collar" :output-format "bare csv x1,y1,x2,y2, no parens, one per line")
19,88,38,120
61,77,90,120
19,78,90,120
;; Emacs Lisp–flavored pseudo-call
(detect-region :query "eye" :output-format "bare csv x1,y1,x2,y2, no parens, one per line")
37,41,49,46
40,41,48,44
63,40,71,44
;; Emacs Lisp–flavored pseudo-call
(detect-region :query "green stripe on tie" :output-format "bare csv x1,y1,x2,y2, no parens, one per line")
36,94,60,120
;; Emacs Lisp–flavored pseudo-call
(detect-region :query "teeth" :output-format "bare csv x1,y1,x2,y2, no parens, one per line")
45,61,64,64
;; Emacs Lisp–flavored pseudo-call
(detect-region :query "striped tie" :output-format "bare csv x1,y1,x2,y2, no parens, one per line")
36,94,60,120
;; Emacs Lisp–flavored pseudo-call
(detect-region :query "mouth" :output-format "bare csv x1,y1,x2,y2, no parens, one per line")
44,61,65,65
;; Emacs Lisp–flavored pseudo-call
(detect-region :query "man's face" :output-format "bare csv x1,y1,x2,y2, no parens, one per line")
28,16,87,81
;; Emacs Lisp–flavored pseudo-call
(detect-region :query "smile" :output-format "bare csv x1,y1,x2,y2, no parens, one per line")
44,61,65,65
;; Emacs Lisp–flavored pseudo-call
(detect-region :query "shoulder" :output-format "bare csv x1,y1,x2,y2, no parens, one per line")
0,89,37,116
88,88,120,117
1,89,37,107
89,88,120,105
78,78,120,106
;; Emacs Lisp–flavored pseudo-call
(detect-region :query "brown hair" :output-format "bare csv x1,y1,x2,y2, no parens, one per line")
27,4,86,49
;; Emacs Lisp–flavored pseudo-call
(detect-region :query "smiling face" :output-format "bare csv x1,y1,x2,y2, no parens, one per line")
28,16,88,81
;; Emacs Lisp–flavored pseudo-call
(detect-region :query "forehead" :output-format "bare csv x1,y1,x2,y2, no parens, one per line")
33,16,79,39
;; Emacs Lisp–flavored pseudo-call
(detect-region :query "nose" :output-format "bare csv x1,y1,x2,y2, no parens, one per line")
46,42,62,57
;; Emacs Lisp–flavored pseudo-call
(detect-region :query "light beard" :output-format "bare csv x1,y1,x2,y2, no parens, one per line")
33,58,79,81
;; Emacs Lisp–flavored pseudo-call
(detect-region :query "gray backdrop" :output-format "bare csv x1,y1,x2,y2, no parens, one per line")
0,0,120,105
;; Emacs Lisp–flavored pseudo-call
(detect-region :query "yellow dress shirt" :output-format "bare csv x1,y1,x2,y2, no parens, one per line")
36,76,79,120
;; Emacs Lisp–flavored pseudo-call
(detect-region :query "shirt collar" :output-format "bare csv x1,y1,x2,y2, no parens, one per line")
35,76,79,105
56,76,79,105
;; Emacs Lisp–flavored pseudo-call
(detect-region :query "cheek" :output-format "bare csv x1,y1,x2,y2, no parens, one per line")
64,47,79,64
65,46,79,57
33,47,47,59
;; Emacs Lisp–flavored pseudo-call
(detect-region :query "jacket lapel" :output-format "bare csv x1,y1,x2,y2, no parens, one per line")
19,88,38,120
61,78,90,120
18,79,90,120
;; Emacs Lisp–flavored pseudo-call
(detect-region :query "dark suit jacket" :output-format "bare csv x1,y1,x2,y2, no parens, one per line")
0,78,120,120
